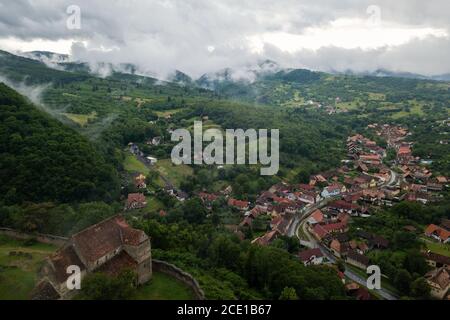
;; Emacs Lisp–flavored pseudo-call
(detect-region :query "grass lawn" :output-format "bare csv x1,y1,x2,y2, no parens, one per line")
63,112,97,126
156,159,193,188
132,272,195,300
0,236,57,300
155,109,182,118
391,100,425,119
422,238,450,257
123,154,150,175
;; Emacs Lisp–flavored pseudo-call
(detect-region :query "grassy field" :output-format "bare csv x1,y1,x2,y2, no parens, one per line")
133,272,195,300
0,236,57,300
155,109,183,118
391,100,425,119
123,154,150,175
63,112,97,126
422,238,450,257
156,159,193,188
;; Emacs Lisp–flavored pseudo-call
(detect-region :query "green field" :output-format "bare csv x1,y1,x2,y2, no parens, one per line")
156,159,193,188
155,109,183,118
123,154,150,175
62,112,97,126
0,236,57,300
133,272,195,300
422,239,450,257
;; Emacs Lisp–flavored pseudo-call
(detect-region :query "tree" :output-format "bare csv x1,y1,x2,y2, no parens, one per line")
394,269,412,295
279,287,298,300
410,277,431,299
336,259,346,273
79,270,137,300
183,198,207,224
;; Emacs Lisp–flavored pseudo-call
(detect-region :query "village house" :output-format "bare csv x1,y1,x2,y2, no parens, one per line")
299,191,319,204
228,198,250,211
359,153,381,165
328,200,363,217
299,248,324,266
134,174,147,189
32,216,152,300
307,209,324,225
311,224,329,241
423,251,450,269
321,184,342,198
125,193,147,210
346,250,369,270
330,239,350,258
198,192,219,209
252,230,280,246
425,267,450,299
425,224,450,243
397,144,412,164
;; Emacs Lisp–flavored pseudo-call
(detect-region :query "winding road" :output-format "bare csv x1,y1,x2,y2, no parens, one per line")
289,197,399,300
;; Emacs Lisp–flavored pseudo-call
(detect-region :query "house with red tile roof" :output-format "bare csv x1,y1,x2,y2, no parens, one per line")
252,230,280,246
425,267,450,299
423,251,450,269
228,198,250,211
125,193,147,210
425,224,450,243
299,248,324,266
33,215,152,300
311,224,329,241
307,209,324,225
346,250,369,269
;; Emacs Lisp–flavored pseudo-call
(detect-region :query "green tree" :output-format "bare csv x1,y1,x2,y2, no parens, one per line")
279,287,298,300
79,270,137,300
410,277,431,299
394,269,412,295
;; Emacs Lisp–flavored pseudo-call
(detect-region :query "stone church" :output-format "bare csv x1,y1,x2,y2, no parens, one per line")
32,215,152,300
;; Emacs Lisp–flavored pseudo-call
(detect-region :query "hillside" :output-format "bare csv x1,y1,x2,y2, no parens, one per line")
0,83,120,204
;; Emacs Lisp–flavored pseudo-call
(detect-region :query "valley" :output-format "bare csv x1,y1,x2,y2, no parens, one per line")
0,49,448,301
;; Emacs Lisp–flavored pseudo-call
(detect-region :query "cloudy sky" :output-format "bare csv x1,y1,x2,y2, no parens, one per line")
0,0,449,78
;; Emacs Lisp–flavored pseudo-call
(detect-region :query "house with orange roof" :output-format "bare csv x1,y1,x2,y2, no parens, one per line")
307,209,324,225
425,224,450,243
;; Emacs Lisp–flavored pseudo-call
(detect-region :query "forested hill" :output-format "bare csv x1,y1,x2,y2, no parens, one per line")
0,83,120,204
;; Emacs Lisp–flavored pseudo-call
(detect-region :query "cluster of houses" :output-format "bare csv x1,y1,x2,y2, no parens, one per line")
369,123,447,204
194,127,446,254
422,246,450,299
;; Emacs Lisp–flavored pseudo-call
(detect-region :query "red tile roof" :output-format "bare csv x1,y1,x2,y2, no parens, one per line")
299,248,323,262
127,193,146,205
228,198,249,209
425,224,450,242
309,209,324,224
50,245,86,283
72,216,147,264
97,251,137,277
312,224,329,239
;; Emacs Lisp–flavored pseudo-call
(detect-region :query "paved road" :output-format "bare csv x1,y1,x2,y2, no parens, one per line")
293,205,399,300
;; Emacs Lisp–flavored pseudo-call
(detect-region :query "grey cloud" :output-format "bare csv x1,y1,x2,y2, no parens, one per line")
0,0,449,78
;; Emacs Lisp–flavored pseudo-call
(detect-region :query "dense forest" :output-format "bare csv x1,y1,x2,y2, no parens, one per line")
0,83,120,204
